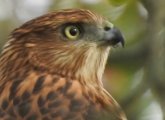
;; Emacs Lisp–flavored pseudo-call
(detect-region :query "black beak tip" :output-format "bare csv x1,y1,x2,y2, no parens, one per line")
111,27,125,47
119,34,125,47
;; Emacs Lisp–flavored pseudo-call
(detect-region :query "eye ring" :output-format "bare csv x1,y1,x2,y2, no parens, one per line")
104,21,114,31
64,25,80,40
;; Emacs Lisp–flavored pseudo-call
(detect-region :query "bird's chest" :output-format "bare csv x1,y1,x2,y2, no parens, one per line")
0,74,106,120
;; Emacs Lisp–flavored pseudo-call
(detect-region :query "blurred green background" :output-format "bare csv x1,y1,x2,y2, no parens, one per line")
0,0,165,120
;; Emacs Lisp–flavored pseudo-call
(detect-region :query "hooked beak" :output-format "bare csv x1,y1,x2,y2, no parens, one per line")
103,27,125,47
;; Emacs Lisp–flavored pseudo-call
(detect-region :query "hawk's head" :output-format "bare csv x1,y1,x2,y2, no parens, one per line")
2,9,124,86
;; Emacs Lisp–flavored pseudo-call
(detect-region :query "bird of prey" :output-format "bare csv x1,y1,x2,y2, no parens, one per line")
0,9,126,120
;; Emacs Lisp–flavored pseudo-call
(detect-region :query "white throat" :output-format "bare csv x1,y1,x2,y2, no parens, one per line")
75,45,110,87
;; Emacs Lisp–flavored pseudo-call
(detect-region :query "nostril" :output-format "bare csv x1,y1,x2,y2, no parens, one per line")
104,26,111,31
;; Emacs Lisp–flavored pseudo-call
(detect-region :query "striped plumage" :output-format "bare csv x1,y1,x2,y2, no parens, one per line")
0,9,126,120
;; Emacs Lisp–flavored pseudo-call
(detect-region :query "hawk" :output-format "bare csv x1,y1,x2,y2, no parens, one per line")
0,9,127,120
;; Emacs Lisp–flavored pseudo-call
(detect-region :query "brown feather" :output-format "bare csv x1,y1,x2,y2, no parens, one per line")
0,9,127,120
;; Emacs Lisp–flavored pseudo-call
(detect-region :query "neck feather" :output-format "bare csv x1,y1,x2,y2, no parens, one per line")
75,46,110,87
46,43,111,87
0,40,110,89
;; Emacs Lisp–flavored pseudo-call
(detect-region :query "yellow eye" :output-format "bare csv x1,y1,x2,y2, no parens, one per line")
64,25,80,40
104,21,114,31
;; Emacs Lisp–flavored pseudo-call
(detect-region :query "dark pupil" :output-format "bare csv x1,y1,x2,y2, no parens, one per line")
104,26,111,31
70,27,78,36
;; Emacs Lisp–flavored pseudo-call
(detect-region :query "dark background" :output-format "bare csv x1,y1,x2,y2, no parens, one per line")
0,0,164,120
